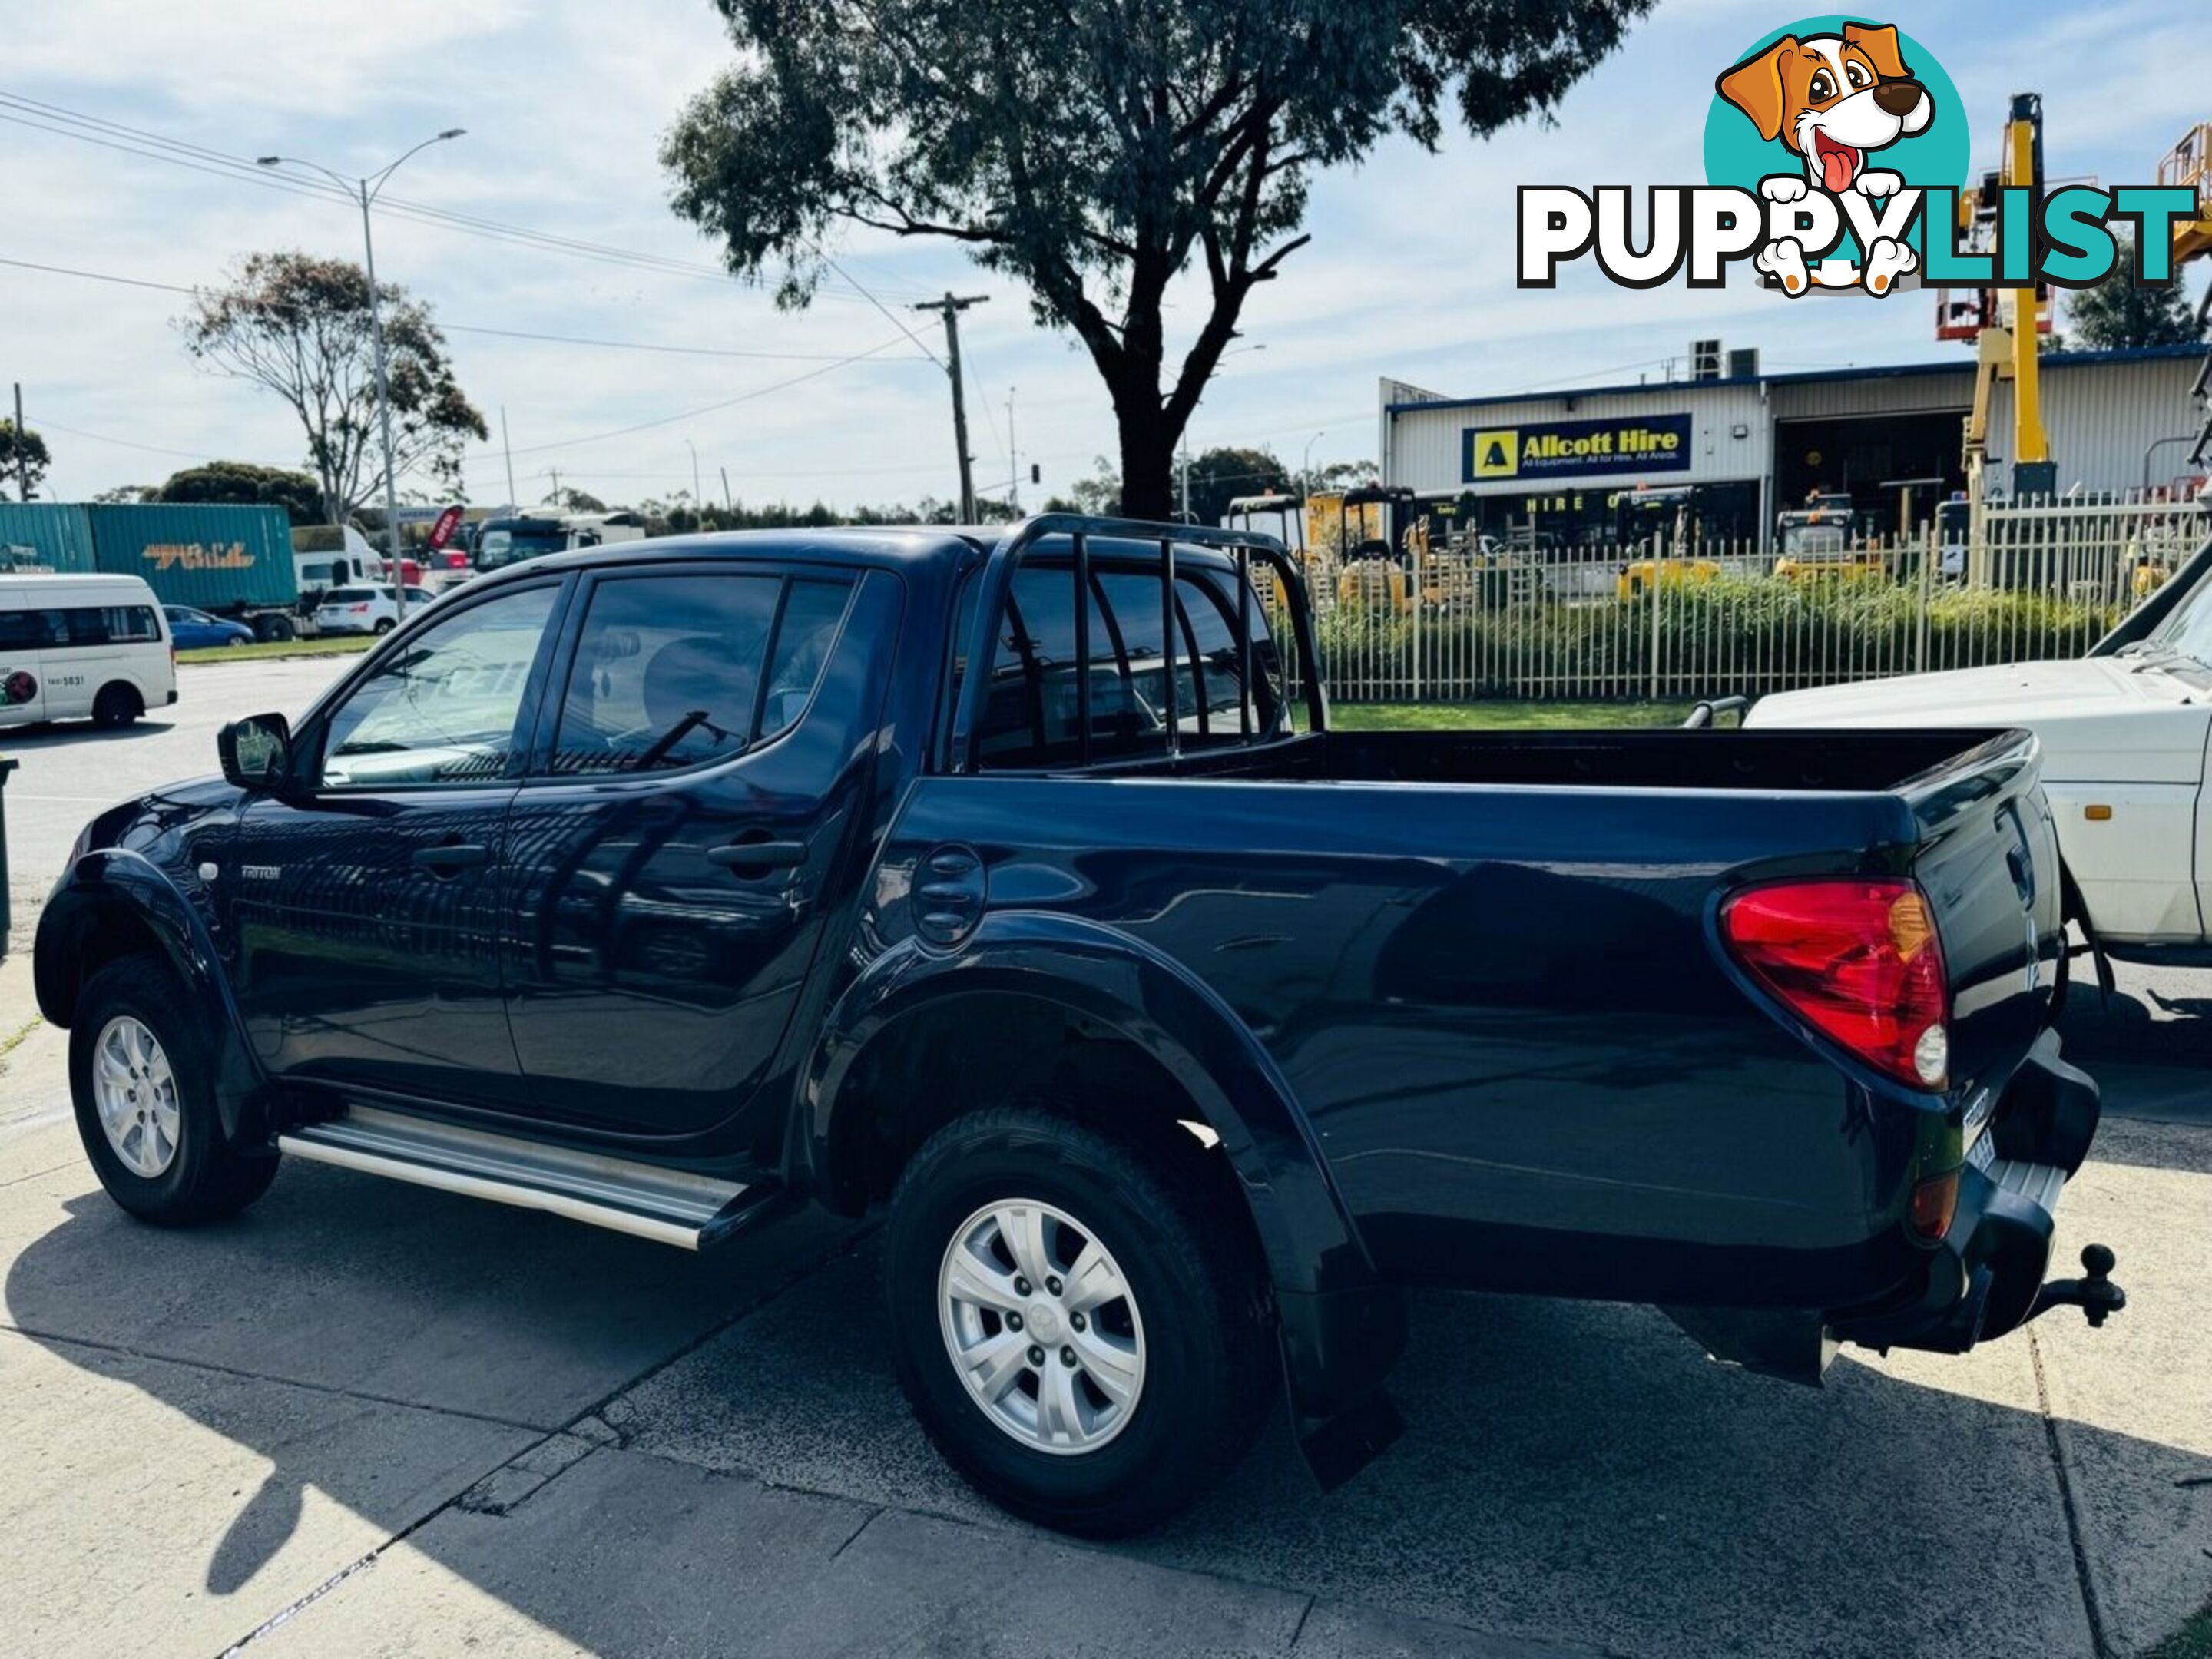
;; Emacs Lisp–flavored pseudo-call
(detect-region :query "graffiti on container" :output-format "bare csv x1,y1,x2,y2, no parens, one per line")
141,541,257,571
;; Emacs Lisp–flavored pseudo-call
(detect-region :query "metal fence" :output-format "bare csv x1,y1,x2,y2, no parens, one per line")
1284,495,2204,705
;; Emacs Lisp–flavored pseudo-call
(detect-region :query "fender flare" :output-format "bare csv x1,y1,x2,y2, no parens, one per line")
803,911,1376,1303
34,849,273,1144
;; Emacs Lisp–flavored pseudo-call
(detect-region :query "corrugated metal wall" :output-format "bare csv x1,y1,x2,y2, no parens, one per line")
1386,381,1772,497
0,502,98,571
85,504,296,609
1767,369,1975,421
1992,354,2205,495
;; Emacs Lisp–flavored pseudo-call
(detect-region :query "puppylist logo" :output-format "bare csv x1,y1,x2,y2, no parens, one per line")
1518,17,2198,300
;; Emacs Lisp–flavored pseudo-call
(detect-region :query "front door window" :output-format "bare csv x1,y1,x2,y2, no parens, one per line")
320,586,557,790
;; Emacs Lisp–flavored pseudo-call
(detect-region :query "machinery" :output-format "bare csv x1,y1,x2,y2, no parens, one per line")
1615,485,1722,598
1942,93,2058,524
2158,123,2212,485
1772,493,1886,584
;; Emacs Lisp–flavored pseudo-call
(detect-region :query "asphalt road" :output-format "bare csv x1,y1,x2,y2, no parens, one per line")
2,657,343,950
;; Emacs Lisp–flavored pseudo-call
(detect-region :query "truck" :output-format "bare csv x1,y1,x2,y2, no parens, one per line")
469,511,648,579
32,514,2121,1537
0,503,311,640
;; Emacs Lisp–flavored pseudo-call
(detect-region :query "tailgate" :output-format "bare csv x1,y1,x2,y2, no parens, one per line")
1896,730,2064,1112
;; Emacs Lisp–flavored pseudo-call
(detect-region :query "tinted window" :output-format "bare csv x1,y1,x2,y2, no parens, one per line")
761,580,853,737
319,585,558,790
547,572,851,777
325,588,377,604
0,610,63,651
61,605,161,646
970,561,1282,768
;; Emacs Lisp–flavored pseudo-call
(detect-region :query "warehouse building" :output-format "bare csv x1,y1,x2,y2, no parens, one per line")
1376,343,2205,552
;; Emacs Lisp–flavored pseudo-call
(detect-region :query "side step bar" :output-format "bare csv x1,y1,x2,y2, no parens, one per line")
277,1105,777,1250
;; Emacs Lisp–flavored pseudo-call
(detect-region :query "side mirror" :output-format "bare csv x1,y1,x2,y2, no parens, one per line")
220,714,293,793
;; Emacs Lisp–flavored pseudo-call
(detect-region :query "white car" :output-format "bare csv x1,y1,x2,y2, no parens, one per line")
313,585,439,636
1747,564,2212,960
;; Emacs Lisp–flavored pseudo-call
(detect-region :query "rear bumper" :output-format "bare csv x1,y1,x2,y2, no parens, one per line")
1831,1028,2103,1355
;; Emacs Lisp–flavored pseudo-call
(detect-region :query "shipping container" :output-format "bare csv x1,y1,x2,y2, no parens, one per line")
86,504,298,611
0,502,99,574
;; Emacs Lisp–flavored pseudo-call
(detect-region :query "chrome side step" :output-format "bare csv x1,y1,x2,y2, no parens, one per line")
277,1105,770,1250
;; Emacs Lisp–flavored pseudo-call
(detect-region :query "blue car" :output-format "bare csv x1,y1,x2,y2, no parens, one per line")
163,606,253,650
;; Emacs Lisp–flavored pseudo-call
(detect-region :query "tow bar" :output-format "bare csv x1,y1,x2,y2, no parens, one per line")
2028,1244,2126,1328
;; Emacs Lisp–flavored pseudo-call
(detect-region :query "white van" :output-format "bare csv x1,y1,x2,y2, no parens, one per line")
0,573,177,729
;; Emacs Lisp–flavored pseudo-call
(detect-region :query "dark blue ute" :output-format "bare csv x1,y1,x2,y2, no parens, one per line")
33,513,2117,1535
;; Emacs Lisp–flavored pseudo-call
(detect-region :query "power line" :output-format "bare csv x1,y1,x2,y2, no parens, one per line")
469,333,921,462
0,91,939,309
0,255,935,363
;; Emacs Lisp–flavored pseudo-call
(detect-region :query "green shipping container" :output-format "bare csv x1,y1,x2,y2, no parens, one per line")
0,502,98,574
86,504,298,611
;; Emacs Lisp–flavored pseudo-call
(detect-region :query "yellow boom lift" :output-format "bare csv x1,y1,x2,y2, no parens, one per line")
1955,94,2056,533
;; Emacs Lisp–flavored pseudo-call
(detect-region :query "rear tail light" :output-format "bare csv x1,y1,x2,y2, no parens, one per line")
1720,879,1950,1090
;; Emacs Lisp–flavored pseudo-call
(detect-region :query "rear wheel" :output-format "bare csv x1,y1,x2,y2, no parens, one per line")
373,618,396,635
70,958,279,1225
91,683,143,727
253,613,296,643
883,1107,1273,1536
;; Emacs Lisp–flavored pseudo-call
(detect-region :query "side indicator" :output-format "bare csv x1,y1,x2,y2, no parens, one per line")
2082,805,2113,822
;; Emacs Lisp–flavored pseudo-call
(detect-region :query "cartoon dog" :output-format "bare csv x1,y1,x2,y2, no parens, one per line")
1716,22,1932,296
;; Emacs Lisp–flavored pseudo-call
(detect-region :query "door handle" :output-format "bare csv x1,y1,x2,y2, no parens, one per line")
413,843,491,875
706,839,810,872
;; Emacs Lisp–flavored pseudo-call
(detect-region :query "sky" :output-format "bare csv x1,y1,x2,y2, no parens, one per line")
3,0,2207,513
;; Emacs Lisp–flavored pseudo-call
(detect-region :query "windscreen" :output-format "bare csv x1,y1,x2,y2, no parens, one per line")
2154,565,2212,665
475,523,570,571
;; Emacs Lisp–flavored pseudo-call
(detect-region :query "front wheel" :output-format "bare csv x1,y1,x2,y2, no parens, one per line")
70,958,279,1225
883,1108,1273,1536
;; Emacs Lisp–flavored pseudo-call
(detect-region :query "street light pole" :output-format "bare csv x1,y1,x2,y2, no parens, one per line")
260,130,464,624
1301,429,1326,497
686,439,701,523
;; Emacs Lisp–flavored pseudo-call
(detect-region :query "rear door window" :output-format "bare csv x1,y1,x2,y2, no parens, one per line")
61,604,161,646
545,571,853,777
969,561,1283,767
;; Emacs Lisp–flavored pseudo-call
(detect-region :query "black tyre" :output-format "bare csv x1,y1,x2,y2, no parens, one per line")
373,618,396,635
91,683,143,727
69,957,279,1226
253,613,297,643
883,1107,1273,1537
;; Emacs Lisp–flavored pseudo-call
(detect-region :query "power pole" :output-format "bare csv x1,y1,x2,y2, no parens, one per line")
500,406,518,510
11,383,27,502
720,466,733,512
1007,386,1019,513
1177,441,1191,522
912,293,988,520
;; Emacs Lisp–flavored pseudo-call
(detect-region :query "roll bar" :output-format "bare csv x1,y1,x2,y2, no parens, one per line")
947,513,1328,773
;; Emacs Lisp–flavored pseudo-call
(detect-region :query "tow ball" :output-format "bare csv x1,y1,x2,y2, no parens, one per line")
2028,1244,2126,1329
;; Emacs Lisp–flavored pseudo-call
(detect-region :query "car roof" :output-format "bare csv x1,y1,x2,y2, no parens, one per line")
1,572,156,588
471,525,1247,587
